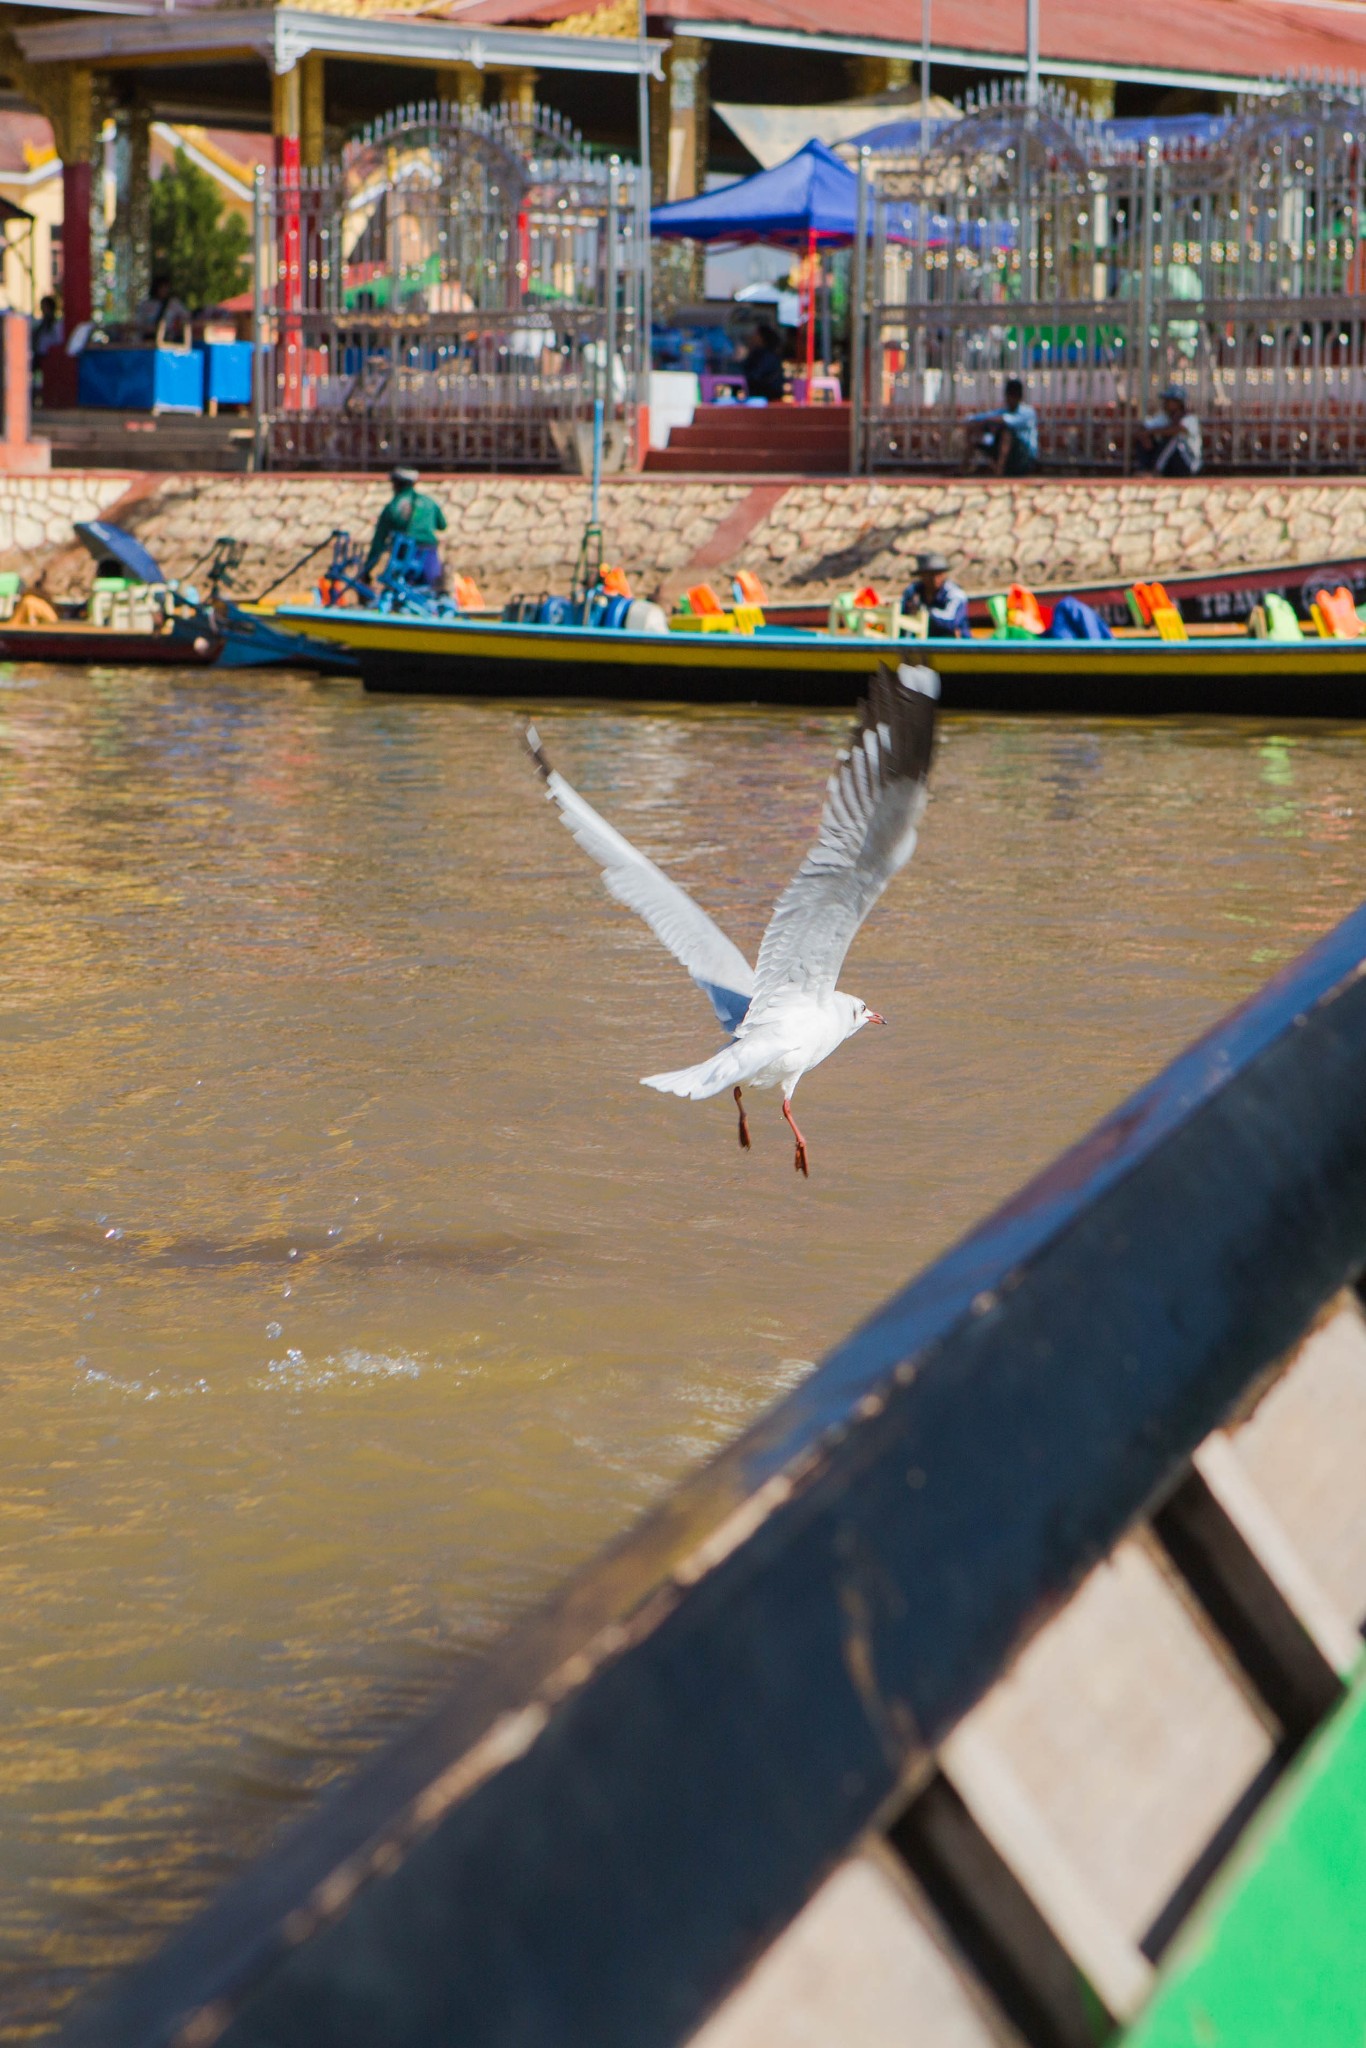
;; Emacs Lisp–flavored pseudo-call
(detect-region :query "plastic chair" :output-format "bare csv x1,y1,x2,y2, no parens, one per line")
1006,584,1047,636
1311,587,1362,638
1252,595,1304,643
1129,581,1186,641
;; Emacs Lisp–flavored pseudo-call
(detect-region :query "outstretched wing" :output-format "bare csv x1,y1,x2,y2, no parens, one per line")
526,725,755,1032
743,662,938,1028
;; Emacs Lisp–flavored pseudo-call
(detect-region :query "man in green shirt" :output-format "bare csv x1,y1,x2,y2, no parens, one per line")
364,467,448,590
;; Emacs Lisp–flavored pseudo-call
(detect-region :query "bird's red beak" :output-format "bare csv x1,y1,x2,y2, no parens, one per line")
868,1011,886,1026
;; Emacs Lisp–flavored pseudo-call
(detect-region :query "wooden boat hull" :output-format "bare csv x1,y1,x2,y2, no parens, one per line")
764,551,1366,633
0,621,221,666
215,604,359,674
272,605,1366,716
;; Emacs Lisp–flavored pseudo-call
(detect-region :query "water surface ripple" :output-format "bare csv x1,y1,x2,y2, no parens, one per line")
1,663,1363,2033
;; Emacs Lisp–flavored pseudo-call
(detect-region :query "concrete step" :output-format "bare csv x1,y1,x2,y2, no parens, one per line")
689,403,851,430
34,408,254,471
642,447,849,474
665,429,851,455
645,402,852,474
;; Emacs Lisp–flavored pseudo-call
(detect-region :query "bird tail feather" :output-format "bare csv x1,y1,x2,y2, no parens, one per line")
641,1040,752,1100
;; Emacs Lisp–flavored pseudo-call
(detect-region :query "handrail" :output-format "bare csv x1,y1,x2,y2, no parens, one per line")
63,898,1366,2048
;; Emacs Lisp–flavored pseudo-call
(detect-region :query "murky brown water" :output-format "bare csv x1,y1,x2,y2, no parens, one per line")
1,662,1364,2035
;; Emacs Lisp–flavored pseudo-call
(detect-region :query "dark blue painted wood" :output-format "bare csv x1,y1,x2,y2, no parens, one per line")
62,901,1366,2048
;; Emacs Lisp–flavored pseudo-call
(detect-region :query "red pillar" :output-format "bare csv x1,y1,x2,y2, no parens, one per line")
0,313,50,470
275,131,303,411
40,160,93,408
62,160,92,327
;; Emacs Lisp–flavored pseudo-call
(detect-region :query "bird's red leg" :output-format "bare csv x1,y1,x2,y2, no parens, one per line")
733,1085,751,1152
782,1097,810,1179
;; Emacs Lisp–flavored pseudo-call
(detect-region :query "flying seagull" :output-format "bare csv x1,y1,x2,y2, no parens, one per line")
525,661,939,1176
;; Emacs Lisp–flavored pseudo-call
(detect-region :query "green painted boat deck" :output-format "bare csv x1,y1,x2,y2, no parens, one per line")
1126,1662,1366,2047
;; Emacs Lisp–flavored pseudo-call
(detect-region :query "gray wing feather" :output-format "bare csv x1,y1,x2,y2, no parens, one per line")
744,662,939,1026
526,726,754,1031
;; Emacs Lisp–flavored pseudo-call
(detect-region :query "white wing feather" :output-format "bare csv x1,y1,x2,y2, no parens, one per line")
743,663,939,1029
526,726,755,1031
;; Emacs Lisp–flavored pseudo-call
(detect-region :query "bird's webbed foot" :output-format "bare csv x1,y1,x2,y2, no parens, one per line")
733,1085,751,1151
781,1097,810,1179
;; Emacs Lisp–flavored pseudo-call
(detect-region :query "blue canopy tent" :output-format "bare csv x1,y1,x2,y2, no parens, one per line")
845,112,1230,154
650,138,863,250
650,139,967,380
650,138,993,250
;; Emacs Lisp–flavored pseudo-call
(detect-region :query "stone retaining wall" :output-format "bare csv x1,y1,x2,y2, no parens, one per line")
3,472,1366,606
0,473,142,581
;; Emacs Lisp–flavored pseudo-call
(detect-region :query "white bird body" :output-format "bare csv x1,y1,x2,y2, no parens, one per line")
526,660,939,1176
644,993,867,1103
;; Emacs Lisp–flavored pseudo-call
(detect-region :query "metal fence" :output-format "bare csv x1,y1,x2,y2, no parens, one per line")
251,103,646,471
852,79,1366,472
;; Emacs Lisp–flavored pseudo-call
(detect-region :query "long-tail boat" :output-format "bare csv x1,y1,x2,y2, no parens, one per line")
57,874,1366,2048
269,595,1366,716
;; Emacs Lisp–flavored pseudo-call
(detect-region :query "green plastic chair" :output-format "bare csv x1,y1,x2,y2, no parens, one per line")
1263,593,1304,643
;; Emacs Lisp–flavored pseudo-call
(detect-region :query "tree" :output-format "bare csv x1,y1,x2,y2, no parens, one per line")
148,148,250,311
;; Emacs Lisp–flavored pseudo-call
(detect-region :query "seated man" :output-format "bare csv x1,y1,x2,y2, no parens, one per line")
1136,387,1202,477
134,274,191,344
966,377,1039,476
739,322,785,403
900,550,971,638
363,467,448,590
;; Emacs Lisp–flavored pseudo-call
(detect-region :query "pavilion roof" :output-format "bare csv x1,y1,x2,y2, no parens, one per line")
450,0,1366,90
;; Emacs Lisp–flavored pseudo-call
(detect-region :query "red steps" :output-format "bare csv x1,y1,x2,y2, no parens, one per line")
644,402,851,475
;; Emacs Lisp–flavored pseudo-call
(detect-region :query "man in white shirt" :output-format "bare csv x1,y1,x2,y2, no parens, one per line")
1137,386,1202,476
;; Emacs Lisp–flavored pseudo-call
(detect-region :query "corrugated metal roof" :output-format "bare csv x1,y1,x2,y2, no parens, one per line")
448,0,1366,84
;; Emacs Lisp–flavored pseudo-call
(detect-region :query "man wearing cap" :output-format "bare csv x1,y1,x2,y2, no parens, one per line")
1136,388,1202,477
901,551,971,638
363,467,449,588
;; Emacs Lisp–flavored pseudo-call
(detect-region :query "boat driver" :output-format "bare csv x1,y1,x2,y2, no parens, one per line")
901,551,970,638
363,467,449,592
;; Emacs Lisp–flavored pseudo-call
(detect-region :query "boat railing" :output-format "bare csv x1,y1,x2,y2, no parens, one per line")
61,897,1366,2047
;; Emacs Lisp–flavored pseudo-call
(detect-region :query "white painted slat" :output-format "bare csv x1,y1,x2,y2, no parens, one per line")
688,1848,1007,2048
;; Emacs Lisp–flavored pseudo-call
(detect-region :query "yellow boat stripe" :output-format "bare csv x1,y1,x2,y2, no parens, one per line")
272,613,1366,677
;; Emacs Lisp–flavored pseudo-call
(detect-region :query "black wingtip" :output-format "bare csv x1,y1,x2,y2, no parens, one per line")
524,722,553,784
859,661,939,783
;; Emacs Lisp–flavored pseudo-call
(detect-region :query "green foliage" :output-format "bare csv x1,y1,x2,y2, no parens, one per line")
148,148,250,311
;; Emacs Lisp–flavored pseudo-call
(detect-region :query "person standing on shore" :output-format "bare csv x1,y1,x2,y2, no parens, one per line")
363,467,449,590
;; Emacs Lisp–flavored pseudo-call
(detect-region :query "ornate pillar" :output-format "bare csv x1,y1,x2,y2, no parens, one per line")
300,52,325,171
848,55,912,97
110,96,150,323
272,62,300,178
435,62,483,115
60,65,94,330
663,35,706,203
1071,76,1116,118
492,67,536,126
